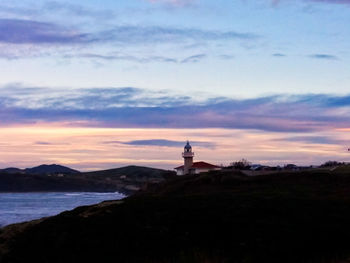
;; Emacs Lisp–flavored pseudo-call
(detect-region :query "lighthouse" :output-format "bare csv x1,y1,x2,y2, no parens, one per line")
182,141,194,175
174,141,220,175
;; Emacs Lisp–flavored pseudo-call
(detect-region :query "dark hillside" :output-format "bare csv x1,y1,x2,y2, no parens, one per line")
83,165,171,181
0,172,118,193
2,169,350,262
0,168,23,174
80,165,175,192
0,165,174,194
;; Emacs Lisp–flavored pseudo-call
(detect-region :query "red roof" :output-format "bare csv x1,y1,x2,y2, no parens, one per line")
174,161,220,170
174,165,184,170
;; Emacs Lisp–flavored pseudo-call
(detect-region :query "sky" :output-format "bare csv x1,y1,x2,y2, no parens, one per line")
0,0,349,170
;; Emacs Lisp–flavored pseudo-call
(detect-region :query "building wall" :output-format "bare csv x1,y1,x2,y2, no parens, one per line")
176,169,184,176
184,157,193,175
176,167,221,176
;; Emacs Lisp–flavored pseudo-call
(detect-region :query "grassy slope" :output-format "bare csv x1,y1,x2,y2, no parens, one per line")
2,168,350,262
82,165,174,183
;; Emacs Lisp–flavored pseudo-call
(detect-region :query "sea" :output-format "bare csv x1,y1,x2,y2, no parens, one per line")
0,192,125,228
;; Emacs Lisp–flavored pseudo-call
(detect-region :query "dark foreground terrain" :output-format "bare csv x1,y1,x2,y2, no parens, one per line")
2,167,350,262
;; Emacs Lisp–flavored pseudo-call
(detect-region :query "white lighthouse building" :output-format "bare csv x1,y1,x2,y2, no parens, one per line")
174,141,221,176
183,141,194,175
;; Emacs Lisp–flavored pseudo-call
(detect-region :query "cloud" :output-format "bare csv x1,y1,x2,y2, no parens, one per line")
65,53,178,63
308,54,338,60
0,20,258,60
273,136,347,145
66,53,206,64
146,0,195,7
43,2,115,19
181,54,206,63
4,21,257,46
0,19,88,44
0,2,115,20
0,5,40,17
35,141,52,145
105,139,215,148
98,26,258,45
2,85,350,133
0,85,195,109
272,53,286,57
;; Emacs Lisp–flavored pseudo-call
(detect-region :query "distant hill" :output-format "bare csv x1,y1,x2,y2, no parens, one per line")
0,165,175,194
25,164,80,175
0,164,80,176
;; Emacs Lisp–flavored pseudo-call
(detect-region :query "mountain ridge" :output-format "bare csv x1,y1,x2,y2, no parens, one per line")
0,164,79,175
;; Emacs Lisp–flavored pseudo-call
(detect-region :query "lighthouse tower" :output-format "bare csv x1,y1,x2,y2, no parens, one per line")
182,141,194,175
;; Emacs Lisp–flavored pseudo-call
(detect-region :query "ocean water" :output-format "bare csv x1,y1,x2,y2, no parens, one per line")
0,192,125,227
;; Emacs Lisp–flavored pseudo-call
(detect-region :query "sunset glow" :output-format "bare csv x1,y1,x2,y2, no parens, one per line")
0,0,350,170
0,126,349,171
